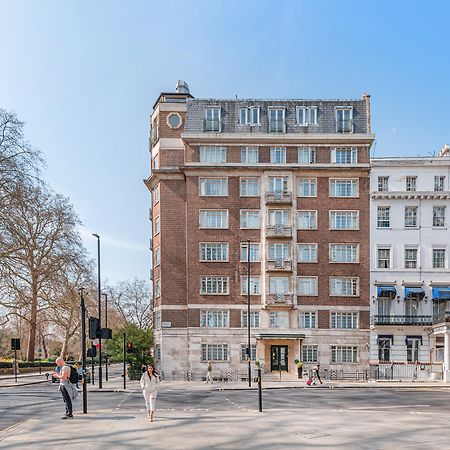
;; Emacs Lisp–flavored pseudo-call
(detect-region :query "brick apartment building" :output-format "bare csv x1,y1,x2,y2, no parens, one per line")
145,81,375,379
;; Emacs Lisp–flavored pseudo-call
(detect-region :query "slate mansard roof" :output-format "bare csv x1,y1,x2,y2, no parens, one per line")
184,97,370,135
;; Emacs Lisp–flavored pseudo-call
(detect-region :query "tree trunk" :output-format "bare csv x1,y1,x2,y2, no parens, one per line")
27,276,38,361
60,331,70,359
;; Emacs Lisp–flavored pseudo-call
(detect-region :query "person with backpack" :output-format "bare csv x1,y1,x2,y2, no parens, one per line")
52,357,79,419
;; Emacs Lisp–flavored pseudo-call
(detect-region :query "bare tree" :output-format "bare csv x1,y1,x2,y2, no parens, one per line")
105,278,152,331
0,182,84,360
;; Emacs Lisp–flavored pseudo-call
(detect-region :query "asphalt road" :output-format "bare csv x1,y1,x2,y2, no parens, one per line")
2,383,450,435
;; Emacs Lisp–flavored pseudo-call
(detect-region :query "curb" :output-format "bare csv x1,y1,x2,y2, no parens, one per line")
0,379,50,389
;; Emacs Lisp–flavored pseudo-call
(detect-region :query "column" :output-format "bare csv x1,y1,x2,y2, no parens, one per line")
444,331,450,382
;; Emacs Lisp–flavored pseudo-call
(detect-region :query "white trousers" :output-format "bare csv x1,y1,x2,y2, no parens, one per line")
143,391,157,411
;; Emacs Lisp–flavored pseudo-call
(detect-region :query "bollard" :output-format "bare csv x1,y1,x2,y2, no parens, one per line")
258,368,263,412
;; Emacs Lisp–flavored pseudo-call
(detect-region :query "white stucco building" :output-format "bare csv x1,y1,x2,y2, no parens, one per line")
370,145,450,381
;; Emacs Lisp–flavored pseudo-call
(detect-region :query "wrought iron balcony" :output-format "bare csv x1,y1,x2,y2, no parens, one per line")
266,225,292,238
269,120,285,133
372,315,433,326
265,191,292,205
204,119,221,132
266,259,293,271
266,293,294,308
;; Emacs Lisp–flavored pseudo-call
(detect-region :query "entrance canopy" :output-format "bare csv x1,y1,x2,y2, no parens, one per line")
254,333,305,340
432,287,450,301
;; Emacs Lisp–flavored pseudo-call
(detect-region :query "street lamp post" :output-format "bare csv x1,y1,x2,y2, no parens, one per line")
103,293,108,381
79,287,88,414
92,233,102,389
247,239,252,388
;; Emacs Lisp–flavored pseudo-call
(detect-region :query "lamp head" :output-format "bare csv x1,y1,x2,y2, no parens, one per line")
92,233,100,239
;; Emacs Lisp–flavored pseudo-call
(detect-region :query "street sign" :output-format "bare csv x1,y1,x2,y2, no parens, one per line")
11,338,20,350
162,321,172,328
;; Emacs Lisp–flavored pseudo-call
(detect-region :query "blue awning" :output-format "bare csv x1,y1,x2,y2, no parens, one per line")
404,287,425,299
432,287,450,301
377,286,397,298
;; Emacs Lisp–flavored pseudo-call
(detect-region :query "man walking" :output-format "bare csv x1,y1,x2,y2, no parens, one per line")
206,361,213,384
312,363,323,385
53,357,78,419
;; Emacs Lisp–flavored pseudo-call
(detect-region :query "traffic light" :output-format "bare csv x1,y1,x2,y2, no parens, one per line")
87,346,97,358
126,342,134,354
88,317,101,339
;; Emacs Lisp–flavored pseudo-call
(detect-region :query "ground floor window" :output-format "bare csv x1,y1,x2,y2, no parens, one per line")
406,337,421,362
331,346,358,363
201,344,229,361
240,344,257,361
378,339,391,362
302,345,318,363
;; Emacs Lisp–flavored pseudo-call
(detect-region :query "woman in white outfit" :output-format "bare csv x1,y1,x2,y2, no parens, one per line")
140,364,159,421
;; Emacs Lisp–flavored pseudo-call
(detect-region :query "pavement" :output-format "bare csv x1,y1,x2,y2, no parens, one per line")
2,376,450,449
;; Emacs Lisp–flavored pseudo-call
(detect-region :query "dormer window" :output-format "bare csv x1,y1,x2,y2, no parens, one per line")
335,107,353,133
204,107,221,132
239,107,260,126
297,106,317,126
268,108,285,133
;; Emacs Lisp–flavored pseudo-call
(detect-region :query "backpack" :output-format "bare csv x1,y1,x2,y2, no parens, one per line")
68,366,78,384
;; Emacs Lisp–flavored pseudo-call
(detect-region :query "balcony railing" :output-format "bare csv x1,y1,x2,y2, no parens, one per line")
266,293,294,308
265,191,292,204
266,259,293,271
269,120,285,133
266,225,292,238
204,119,221,132
372,315,433,326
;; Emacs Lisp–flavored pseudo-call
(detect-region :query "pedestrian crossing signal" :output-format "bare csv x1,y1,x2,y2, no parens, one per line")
126,342,134,354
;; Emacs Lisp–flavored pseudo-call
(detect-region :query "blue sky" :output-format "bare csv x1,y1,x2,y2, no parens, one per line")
1,0,449,282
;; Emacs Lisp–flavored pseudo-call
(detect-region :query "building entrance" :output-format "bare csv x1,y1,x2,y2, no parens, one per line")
271,345,288,372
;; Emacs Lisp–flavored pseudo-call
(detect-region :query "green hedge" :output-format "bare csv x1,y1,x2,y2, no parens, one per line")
0,361,55,369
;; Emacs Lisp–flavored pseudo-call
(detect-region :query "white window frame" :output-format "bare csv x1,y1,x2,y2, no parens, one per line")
298,276,318,296
270,146,287,164
269,311,289,328
268,107,286,133
331,345,358,363
296,106,318,126
269,276,290,295
199,210,229,229
404,206,418,228
240,242,260,262
268,209,289,226
199,243,229,262
335,107,353,133
200,276,229,295
433,206,446,228
154,215,160,235
329,244,359,263
297,243,318,263
204,107,221,132
329,178,359,198
154,279,161,298
240,177,260,197
240,344,257,362
432,247,447,269
239,107,260,126
297,210,317,230
376,206,390,229
241,311,260,328
200,310,229,328
154,247,161,267
435,176,446,192
201,343,228,362
330,312,358,329
331,147,358,164
298,178,317,197
241,146,259,164
330,277,359,296
268,176,288,193
376,246,392,269
298,146,316,164
329,210,359,230
199,178,228,197
377,176,389,192
299,311,317,329
302,345,318,363
405,176,417,192
199,146,226,163
241,276,261,295
153,184,160,204
268,243,290,261
404,246,419,269
240,210,260,229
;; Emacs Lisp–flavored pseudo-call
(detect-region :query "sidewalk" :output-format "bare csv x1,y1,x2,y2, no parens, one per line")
0,372,50,388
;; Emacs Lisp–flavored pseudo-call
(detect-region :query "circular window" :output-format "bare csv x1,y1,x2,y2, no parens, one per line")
167,113,182,129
